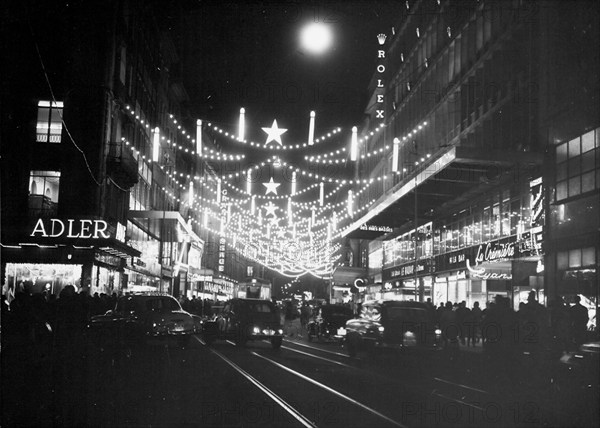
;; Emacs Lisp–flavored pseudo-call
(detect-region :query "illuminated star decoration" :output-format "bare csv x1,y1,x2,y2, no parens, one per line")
269,216,281,227
262,119,287,147
264,201,278,217
263,177,281,195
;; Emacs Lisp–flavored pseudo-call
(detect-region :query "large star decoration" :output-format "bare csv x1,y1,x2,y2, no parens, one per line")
262,119,287,147
264,201,278,217
263,177,281,195
269,216,281,227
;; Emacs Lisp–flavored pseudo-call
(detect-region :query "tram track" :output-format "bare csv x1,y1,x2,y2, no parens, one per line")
198,336,411,427
195,335,572,427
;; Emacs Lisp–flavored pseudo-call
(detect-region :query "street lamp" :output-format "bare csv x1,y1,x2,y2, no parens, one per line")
300,22,333,54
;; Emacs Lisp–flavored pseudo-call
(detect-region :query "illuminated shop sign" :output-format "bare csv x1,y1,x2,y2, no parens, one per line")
375,32,387,120
203,279,234,295
359,224,393,233
529,177,544,228
30,218,111,239
218,237,226,272
466,259,512,280
448,252,466,265
384,260,434,280
474,241,516,264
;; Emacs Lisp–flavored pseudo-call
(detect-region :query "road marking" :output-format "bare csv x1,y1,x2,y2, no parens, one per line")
252,352,408,428
194,337,316,428
433,377,489,394
284,339,352,358
279,345,355,369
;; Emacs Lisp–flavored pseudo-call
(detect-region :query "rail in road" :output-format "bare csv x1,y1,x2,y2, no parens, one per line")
75,334,591,427
196,335,568,427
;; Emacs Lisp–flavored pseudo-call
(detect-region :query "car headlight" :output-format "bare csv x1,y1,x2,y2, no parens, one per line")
252,326,261,334
152,322,167,333
277,329,283,335
435,329,442,336
378,326,385,332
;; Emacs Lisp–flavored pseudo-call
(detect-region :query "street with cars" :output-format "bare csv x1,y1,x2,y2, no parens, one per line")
2,294,598,427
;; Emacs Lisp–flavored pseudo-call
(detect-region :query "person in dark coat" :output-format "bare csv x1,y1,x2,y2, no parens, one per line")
570,295,589,349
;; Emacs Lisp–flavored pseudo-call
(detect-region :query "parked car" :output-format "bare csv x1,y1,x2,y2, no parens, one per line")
344,300,441,357
202,298,283,348
555,341,600,426
87,293,197,350
307,304,354,343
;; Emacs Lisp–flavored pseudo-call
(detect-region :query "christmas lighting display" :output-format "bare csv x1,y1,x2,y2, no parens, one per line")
121,103,430,278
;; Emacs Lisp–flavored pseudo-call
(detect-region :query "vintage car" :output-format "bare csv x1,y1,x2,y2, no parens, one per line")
202,298,283,348
307,304,354,343
87,293,197,350
344,300,441,357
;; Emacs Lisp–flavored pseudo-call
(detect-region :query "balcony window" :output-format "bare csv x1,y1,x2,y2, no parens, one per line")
29,170,60,216
36,101,63,143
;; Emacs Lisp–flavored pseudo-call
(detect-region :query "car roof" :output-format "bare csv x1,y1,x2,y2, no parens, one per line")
364,300,429,308
230,298,272,303
121,293,176,299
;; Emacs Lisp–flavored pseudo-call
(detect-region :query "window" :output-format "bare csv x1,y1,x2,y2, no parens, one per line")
29,170,60,202
36,100,63,143
555,128,599,201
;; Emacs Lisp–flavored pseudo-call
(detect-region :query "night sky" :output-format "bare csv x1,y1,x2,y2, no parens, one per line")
176,1,402,145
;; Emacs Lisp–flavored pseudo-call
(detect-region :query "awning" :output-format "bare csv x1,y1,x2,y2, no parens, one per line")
343,145,543,238
331,266,367,285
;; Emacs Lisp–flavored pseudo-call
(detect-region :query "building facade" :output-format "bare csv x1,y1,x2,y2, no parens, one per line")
339,0,599,321
1,1,255,301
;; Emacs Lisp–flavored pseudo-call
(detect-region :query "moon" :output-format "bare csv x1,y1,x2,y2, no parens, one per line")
300,23,333,54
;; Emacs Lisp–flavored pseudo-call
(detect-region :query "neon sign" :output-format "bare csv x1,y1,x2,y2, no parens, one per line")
375,33,387,120
474,241,516,263
466,259,512,280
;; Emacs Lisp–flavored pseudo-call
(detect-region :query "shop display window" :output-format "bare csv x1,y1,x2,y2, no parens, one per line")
4,263,82,297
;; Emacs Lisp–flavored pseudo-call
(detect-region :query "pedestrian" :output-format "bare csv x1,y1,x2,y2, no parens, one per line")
284,300,295,337
300,302,310,336
456,301,471,346
470,302,482,345
570,295,589,349
440,301,458,349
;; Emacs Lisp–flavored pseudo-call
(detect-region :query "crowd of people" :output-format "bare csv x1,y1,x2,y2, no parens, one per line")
425,291,594,357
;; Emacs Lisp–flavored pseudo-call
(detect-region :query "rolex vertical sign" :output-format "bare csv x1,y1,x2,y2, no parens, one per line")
375,32,387,120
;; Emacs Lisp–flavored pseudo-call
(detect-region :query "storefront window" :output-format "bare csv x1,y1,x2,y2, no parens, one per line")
501,198,510,236
483,207,491,241
510,199,521,235
492,203,501,238
473,213,482,244
4,263,82,298
569,249,582,268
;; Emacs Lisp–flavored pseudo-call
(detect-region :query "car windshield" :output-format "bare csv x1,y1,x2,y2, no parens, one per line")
244,301,275,313
138,297,181,313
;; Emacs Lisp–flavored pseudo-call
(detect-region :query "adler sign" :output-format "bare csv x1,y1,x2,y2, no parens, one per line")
30,218,111,239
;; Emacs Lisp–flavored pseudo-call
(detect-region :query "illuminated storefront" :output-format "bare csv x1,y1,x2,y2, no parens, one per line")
375,181,544,309
2,217,139,299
